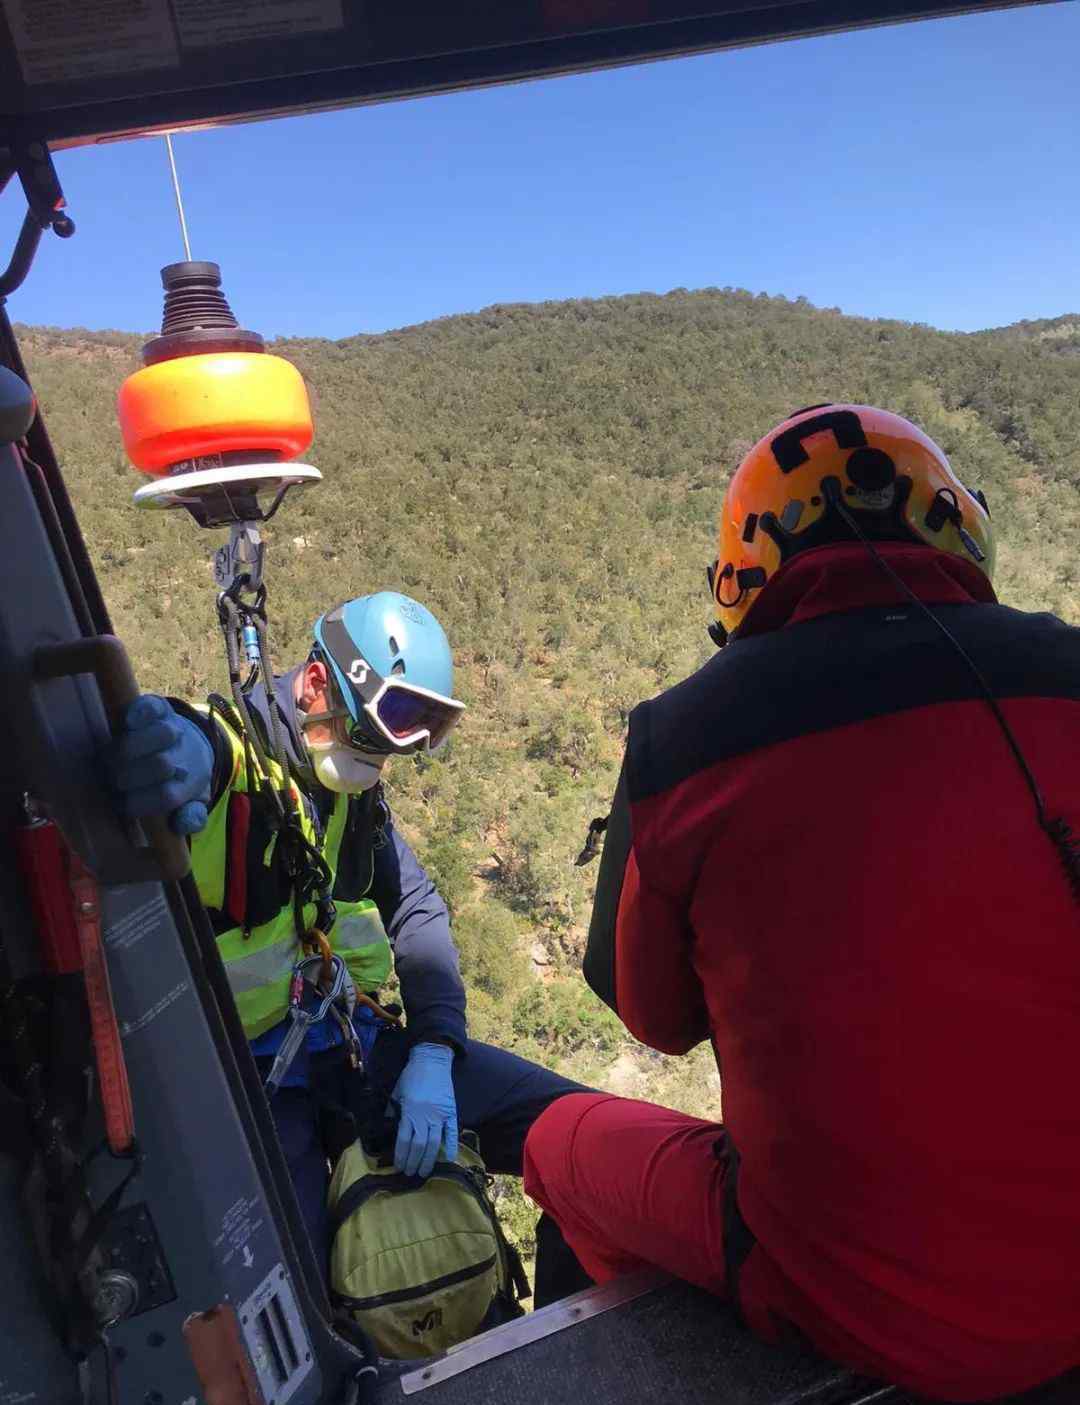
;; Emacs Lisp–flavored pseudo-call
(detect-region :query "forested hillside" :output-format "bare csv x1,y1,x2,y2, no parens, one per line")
18,287,1080,1250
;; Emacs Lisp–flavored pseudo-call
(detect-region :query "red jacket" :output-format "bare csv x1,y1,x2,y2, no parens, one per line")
584,543,1080,1399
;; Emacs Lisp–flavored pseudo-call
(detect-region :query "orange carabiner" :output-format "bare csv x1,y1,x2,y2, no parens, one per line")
304,926,334,986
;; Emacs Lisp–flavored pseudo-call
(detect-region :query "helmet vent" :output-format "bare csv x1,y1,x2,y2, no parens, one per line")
391,659,406,675
388,635,400,656
846,447,896,492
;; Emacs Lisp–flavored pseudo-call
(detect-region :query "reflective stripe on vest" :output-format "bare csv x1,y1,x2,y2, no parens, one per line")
190,703,393,1039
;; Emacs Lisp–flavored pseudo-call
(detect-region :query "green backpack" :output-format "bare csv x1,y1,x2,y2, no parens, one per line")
328,1134,530,1359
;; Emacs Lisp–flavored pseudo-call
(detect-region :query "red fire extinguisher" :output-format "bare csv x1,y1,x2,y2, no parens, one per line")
15,795,135,1156
15,793,82,974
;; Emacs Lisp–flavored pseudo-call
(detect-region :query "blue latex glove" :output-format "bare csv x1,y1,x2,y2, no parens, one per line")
103,694,213,837
389,1042,458,1179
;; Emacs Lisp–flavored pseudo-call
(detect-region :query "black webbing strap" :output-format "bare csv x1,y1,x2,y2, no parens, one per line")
718,1135,756,1325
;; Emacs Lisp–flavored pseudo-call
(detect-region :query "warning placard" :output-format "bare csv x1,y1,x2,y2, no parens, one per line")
171,0,344,49
3,0,179,85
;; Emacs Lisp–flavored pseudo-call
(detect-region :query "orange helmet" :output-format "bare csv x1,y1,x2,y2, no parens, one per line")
710,403,995,642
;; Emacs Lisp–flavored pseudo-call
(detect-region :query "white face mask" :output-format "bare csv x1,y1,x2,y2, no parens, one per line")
311,744,386,794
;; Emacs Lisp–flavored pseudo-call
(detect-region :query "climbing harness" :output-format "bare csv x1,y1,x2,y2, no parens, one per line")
264,953,362,1097
213,530,340,948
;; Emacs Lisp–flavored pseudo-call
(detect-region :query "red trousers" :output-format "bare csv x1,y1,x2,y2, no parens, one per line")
523,1092,788,1344
524,1093,1080,1402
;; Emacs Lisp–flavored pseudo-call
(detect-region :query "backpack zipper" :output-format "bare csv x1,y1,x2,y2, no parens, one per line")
336,1254,497,1313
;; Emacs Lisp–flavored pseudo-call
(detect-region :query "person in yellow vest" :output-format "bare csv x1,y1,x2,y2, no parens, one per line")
104,591,584,1268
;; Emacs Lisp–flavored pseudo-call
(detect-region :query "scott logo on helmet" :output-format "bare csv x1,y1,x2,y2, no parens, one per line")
348,657,370,686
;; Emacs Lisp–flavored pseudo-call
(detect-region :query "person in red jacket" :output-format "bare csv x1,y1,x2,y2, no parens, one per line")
523,405,1080,1402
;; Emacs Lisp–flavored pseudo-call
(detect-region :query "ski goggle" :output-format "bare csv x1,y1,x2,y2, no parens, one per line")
305,652,465,755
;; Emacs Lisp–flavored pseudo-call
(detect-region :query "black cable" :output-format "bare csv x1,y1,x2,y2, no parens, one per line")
217,591,285,822
217,586,335,940
253,602,294,817
69,1140,143,1281
76,1333,118,1405
250,603,336,915
824,479,1079,906
101,1333,119,1405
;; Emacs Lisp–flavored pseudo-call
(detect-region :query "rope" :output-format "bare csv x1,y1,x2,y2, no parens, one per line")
217,590,285,821
216,578,337,942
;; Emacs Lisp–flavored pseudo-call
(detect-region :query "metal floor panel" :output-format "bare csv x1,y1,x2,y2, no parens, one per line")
372,1276,875,1405
371,1275,1080,1405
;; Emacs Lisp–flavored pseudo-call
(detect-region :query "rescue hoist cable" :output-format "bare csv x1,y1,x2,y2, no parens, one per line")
162,134,192,263
118,167,361,1102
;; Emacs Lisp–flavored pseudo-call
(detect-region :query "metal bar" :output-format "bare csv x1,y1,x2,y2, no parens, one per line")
0,302,111,635
33,635,192,881
399,1270,667,1394
0,209,45,299
163,134,192,261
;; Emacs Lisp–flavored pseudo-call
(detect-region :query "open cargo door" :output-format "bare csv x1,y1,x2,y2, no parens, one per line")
0,264,371,1401
0,2,1069,1402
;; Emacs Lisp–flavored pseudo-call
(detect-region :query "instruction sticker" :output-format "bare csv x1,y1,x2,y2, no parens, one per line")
3,0,179,85
105,892,171,954
117,979,189,1038
214,1194,266,1269
172,0,344,48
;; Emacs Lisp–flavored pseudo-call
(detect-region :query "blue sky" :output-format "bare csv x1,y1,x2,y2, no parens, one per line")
4,1,1077,339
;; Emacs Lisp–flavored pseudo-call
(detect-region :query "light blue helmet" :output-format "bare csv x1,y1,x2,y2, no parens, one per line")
312,592,464,752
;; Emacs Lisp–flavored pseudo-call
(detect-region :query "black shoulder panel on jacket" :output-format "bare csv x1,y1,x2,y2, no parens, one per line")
628,604,1080,802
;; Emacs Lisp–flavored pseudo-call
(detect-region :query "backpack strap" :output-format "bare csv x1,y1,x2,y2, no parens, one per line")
328,1171,418,1243
327,1159,468,1241
329,1149,531,1304
492,1210,531,1303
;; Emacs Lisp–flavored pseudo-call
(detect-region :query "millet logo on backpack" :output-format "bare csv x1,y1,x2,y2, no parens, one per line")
411,1307,444,1337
